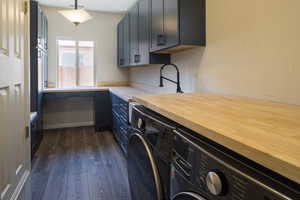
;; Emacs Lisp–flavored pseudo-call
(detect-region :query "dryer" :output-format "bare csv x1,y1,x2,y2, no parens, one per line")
128,105,176,200
170,128,299,200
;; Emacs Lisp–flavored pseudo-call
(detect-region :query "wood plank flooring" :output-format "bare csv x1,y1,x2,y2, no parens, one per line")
29,127,131,200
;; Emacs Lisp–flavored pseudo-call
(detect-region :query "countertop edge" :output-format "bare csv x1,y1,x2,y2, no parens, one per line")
42,88,109,93
42,87,146,102
133,96,300,185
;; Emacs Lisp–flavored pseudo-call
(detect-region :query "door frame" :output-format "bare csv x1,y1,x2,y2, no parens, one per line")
13,0,32,199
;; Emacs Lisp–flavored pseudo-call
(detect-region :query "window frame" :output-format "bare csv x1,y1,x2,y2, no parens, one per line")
56,38,96,88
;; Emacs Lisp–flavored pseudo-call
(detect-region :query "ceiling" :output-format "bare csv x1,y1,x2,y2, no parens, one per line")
37,0,137,13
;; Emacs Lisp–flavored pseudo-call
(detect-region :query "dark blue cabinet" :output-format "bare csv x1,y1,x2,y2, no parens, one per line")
94,91,112,131
150,0,206,53
30,116,40,157
117,20,124,66
30,1,48,157
129,3,139,65
111,93,129,153
117,0,170,67
118,15,130,67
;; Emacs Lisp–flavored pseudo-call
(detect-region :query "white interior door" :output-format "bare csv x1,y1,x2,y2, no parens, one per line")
0,0,30,199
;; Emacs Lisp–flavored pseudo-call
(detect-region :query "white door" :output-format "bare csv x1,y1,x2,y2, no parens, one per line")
0,0,30,200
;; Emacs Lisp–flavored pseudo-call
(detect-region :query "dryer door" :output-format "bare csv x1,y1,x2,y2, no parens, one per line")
172,192,207,200
127,133,163,200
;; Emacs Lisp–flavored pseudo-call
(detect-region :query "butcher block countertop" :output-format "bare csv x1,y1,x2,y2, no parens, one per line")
133,92,300,184
42,87,109,93
42,87,148,102
109,87,149,102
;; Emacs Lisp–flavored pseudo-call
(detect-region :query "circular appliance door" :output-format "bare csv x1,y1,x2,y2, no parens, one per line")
128,133,163,200
172,192,207,200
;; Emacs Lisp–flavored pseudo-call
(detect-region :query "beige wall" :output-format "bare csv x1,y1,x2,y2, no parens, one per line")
42,7,128,129
130,0,300,105
43,6,128,87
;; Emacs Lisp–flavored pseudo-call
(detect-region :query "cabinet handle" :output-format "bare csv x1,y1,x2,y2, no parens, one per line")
119,58,124,65
134,54,140,63
157,34,166,46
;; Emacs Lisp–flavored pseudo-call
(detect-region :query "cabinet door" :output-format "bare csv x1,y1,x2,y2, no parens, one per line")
94,91,112,131
117,21,124,66
138,0,150,64
37,50,43,92
44,17,48,50
150,0,164,52
37,6,42,47
43,53,48,88
37,92,43,152
123,14,130,66
30,118,38,155
41,12,44,49
129,3,139,65
164,0,179,48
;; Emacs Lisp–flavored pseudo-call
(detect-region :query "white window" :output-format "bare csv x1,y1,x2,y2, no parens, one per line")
57,40,95,88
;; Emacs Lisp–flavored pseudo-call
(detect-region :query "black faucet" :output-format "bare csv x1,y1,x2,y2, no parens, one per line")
159,64,183,93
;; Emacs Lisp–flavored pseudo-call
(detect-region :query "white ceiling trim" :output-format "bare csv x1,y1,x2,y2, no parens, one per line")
37,0,137,13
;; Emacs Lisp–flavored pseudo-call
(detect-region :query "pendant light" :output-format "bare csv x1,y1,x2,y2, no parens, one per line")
59,0,92,26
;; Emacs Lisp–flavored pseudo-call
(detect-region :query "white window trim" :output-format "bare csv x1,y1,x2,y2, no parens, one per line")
56,38,96,88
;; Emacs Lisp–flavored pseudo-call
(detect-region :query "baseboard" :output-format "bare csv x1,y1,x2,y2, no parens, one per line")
10,170,30,200
44,121,94,130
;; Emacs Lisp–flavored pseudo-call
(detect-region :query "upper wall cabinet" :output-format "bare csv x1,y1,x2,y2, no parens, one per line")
36,5,48,51
150,0,206,53
118,17,125,66
30,1,48,110
129,3,139,65
118,0,170,67
118,15,131,67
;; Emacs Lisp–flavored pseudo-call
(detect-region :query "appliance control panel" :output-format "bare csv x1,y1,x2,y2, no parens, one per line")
173,130,299,200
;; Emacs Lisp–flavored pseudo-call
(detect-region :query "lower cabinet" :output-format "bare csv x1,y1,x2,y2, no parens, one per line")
31,92,43,157
111,92,129,154
31,115,43,157
94,91,112,131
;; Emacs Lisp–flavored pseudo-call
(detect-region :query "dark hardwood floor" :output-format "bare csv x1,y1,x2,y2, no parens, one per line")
30,127,131,200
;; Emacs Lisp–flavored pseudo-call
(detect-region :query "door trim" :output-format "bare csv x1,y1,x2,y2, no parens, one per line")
9,170,30,200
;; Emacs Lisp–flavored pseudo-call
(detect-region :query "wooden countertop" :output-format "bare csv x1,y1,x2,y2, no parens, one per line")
42,87,148,102
42,87,109,93
133,92,300,184
109,87,149,102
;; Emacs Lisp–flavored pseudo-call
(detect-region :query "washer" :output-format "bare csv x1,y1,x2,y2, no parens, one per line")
171,128,299,200
128,105,176,200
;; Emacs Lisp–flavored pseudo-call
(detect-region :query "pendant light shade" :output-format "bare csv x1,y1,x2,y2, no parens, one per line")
59,0,92,26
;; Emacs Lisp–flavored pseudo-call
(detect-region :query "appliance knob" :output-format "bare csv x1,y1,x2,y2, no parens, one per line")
138,118,144,129
206,171,224,196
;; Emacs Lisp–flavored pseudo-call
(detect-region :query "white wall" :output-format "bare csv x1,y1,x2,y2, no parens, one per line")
42,6,128,129
43,6,128,87
43,96,95,129
130,0,300,105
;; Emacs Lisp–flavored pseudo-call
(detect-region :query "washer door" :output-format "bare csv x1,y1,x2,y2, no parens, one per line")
172,192,207,200
128,133,163,200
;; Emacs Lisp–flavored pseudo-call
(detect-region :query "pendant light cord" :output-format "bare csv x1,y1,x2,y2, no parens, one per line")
75,0,78,9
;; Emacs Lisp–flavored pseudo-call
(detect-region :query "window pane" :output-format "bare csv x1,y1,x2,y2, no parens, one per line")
78,41,94,87
58,40,76,88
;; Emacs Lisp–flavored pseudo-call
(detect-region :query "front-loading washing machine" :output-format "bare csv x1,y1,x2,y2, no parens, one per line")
170,128,299,200
128,105,177,200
